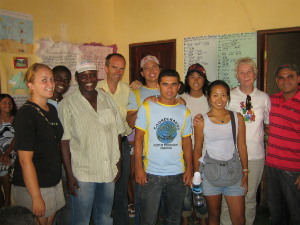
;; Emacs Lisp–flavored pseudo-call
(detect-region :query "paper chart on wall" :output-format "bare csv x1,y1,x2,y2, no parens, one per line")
184,32,257,89
0,9,34,53
183,35,218,81
217,32,257,88
36,36,81,85
36,36,115,87
80,45,113,80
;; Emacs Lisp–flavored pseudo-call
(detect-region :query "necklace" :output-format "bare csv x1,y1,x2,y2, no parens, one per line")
211,112,226,123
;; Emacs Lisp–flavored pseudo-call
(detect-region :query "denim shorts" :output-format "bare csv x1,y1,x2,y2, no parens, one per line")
202,173,245,196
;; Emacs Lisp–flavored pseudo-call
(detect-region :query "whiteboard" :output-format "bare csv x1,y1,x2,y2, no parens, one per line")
184,32,257,88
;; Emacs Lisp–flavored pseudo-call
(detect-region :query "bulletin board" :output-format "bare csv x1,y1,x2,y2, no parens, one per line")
184,32,257,88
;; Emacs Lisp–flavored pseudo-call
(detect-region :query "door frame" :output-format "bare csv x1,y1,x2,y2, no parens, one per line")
257,26,300,92
129,39,176,83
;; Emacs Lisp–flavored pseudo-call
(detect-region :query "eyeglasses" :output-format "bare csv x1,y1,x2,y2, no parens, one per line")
246,95,251,110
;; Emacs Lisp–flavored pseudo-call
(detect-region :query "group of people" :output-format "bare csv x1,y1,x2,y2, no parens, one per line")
0,53,299,225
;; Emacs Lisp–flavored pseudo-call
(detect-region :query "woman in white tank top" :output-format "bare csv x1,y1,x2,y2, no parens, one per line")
194,80,248,225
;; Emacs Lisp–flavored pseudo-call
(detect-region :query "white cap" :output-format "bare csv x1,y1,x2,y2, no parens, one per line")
76,60,97,73
193,172,201,185
140,55,160,68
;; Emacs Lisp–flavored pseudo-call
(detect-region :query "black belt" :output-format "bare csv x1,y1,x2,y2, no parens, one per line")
121,136,127,142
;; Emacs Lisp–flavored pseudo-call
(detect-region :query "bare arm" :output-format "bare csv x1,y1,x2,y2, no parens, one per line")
237,113,248,194
60,140,80,196
134,128,147,186
114,134,122,182
0,137,15,166
193,114,203,127
127,110,138,129
193,118,204,173
127,96,159,129
18,150,45,217
182,136,193,185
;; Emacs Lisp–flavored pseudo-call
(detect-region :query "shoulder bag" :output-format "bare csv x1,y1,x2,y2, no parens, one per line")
201,111,242,187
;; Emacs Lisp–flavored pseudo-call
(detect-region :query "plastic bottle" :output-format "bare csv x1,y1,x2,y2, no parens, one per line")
192,172,205,207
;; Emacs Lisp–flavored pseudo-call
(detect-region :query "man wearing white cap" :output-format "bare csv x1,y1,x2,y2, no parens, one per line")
58,60,126,225
127,55,162,225
127,55,162,128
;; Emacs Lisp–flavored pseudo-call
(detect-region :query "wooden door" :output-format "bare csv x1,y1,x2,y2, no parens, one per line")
129,39,176,83
257,26,300,93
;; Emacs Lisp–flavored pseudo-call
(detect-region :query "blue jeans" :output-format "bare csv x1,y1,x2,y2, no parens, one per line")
70,181,115,225
135,181,140,225
139,174,186,225
134,156,144,225
267,166,300,225
135,182,166,225
113,138,131,225
182,186,192,212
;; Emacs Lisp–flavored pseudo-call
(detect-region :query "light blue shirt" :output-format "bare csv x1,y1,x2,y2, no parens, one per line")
135,101,192,176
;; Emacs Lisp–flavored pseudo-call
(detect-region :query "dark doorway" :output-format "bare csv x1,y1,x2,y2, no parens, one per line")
257,27,300,95
129,39,176,83
256,26,300,206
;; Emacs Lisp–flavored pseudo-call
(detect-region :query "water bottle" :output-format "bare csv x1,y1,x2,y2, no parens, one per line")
192,172,205,207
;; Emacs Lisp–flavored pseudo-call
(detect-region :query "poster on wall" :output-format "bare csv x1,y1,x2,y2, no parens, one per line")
36,36,81,85
0,9,34,54
80,45,113,80
36,36,116,85
12,94,28,109
184,32,257,88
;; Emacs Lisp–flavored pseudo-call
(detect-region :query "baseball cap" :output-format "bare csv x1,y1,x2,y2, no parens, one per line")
76,60,97,73
140,55,160,68
186,63,207,77
274,64,299,77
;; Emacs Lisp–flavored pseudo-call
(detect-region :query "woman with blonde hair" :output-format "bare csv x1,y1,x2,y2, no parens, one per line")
12,63,65,225
221,57,270,225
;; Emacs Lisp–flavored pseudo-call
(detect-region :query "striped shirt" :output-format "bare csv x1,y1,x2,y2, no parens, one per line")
58,88,126,183
266,90,300,172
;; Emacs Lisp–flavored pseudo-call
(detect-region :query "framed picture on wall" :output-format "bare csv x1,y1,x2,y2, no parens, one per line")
13,57,28,69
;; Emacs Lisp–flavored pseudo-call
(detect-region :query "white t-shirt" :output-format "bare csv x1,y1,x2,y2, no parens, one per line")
228,87,270,160
180,93,210,146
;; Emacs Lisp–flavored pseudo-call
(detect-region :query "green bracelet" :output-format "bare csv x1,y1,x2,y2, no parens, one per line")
243,169,249,173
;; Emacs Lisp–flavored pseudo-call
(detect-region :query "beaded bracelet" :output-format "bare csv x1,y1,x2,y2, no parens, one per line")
242,169,249,173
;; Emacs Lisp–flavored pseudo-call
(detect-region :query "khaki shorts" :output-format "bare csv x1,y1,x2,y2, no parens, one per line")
12,180,65,218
